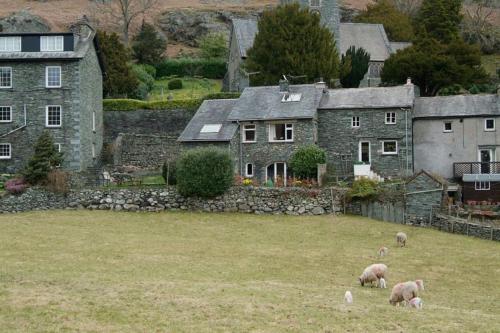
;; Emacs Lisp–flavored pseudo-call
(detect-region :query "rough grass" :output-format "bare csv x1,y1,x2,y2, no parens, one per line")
0,211,499,332
150,77,222,101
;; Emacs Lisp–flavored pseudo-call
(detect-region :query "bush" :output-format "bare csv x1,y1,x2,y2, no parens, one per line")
141,64,157,79
289,145,326,179
131,64,155,99
46,169,70,194
23,131,63,185
347,178,379,200
176,147,233,198
155,58,227,79
5,178,27,195
198,33,228,59
168,78,183,90
162,161,177,185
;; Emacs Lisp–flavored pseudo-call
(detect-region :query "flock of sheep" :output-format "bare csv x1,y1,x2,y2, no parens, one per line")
344,232,424,309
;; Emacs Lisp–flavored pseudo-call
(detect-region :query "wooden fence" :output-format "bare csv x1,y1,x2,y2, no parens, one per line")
360,201,405,224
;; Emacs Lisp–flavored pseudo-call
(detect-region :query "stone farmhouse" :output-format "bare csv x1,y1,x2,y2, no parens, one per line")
225,0,411,92
0,23,104,174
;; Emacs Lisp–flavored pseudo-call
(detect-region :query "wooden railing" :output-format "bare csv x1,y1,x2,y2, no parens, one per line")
453,162,500,178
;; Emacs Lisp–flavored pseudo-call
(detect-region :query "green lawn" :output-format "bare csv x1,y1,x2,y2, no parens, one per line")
0,211,499,332
149,77,222,101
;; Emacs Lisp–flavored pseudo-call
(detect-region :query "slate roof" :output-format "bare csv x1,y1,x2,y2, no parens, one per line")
414,95,499,118
319,85,415,109
338,23,393,62
228,84,323,121
232,19,258,58
178,99,239,142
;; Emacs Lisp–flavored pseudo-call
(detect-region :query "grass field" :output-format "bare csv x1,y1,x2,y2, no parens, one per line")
149,77,222,101
0,211,499,332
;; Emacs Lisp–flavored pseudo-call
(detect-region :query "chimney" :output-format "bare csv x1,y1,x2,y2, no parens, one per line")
279,77,289,92
406,77,412,85
315,77,327,89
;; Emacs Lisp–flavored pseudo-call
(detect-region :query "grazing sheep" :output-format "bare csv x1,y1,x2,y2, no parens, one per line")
359,263,388,287
389,280,424,306
409,297,423,309
378,246,388,257
396,232,407,247
379,277,387,289
344,290,353,304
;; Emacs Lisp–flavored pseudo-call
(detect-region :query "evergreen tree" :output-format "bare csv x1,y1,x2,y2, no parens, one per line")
381,38,487,96
23,131,63,185
245,4,339,86
416,0,462,43
354,0,415,42
340,46,370,88
97,30,139,98
198,33,228,59
132,22,166,66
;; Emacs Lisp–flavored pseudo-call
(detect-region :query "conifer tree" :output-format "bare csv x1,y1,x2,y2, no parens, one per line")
245,4,339,86
23,131,63,185
340,46,370,88
132,22,166,66
416,0,462,43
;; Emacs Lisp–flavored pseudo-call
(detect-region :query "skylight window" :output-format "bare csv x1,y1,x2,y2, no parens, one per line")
200,124,222,133
281,93,302,102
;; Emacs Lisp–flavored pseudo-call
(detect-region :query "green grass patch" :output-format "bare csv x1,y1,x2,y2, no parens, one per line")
150,77,222,101
0,211,498,332
481,54,499,78
141,175,165,185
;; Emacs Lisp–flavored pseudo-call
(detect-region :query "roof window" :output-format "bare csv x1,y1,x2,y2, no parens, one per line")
200,124,222,133
281,93,302,102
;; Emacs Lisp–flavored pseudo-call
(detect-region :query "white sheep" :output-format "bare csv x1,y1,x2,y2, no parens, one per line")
378,246,388,257
379,277,387,289
408,297,423,309
344,290,353,304
396,232,407,247
359,263,388,287
389,280,424,306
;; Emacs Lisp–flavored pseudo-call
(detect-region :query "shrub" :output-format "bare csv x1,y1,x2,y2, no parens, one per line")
168,78,183,90
23,131,63,185
46,169,70,194
5,178,27,195
347,178,379,200
198,33,228,59
162,161,177,185
289,145,326,179
131,64,155,99
155,58,227,79
176,147,233,198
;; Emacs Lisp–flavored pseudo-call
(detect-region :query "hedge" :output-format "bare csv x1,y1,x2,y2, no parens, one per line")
103,92,241,111
156,58,227,79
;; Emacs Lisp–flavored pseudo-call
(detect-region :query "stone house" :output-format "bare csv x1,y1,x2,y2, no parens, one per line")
0,23,104,173
317,84,415,179
225,0,410,92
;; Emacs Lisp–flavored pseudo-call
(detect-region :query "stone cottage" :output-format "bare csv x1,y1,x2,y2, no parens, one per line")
0,23,104,173
225,0,411,92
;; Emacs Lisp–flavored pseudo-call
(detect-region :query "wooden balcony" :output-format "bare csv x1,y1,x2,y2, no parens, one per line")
453,162,500,178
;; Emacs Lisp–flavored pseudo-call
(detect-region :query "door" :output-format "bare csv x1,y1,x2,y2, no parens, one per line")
359,141,371,164
479,149,492,174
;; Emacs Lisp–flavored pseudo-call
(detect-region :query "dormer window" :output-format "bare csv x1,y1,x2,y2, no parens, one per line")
0,37,21,52
281,93,302,102
200,124,222,133
41,36,64,52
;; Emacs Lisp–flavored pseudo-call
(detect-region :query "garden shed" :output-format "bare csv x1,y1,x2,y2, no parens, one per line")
406,170,447,223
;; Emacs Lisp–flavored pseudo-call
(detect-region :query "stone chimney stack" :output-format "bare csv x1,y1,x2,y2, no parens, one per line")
279,77,289,92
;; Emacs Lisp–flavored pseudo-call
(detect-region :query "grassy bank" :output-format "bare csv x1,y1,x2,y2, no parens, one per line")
0,211,499,332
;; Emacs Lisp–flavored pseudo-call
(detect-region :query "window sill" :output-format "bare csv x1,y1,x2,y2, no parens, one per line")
46,125,62,128
269,140,294,143
384,123,397,125
382,152,398,155
46,86,62,89
0,121,13,123
484,129,496,132
0,87,13,90
443,130,453,133
0,157,11,160
242,141,256,144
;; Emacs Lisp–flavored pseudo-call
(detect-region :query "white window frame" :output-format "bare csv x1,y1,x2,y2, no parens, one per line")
0,143,11,159
475,181,490,191
0,106,12,123
352,116,360,128
266,162,287,186
485,118,495,132
45,66,61,88
0,67,12,88
92,111,96,132
245,163,254,178
385,112,396,124
269,123,294,142
443,121,452,132
382,140,398,155
45,105,62,128
242,124,256,143
40,36,64,52
0,37,21,52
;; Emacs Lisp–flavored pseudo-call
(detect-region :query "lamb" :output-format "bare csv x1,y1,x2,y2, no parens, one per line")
408,297,423,309
379,277,387,289
396,232,407,247
358,263,388,287
389,280,425,306
378,246,388,257
344,290,353,304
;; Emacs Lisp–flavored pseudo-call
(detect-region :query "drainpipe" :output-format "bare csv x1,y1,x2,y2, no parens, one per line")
403,107,409,176
237,120,243,177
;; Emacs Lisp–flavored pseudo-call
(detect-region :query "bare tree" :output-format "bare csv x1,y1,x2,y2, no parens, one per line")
92,0,158,44
462,0,499,53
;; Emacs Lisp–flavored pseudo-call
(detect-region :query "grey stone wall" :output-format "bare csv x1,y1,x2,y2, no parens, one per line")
427,213,500,242
0,186,347,216
405,173,444,221
317,108,413,178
